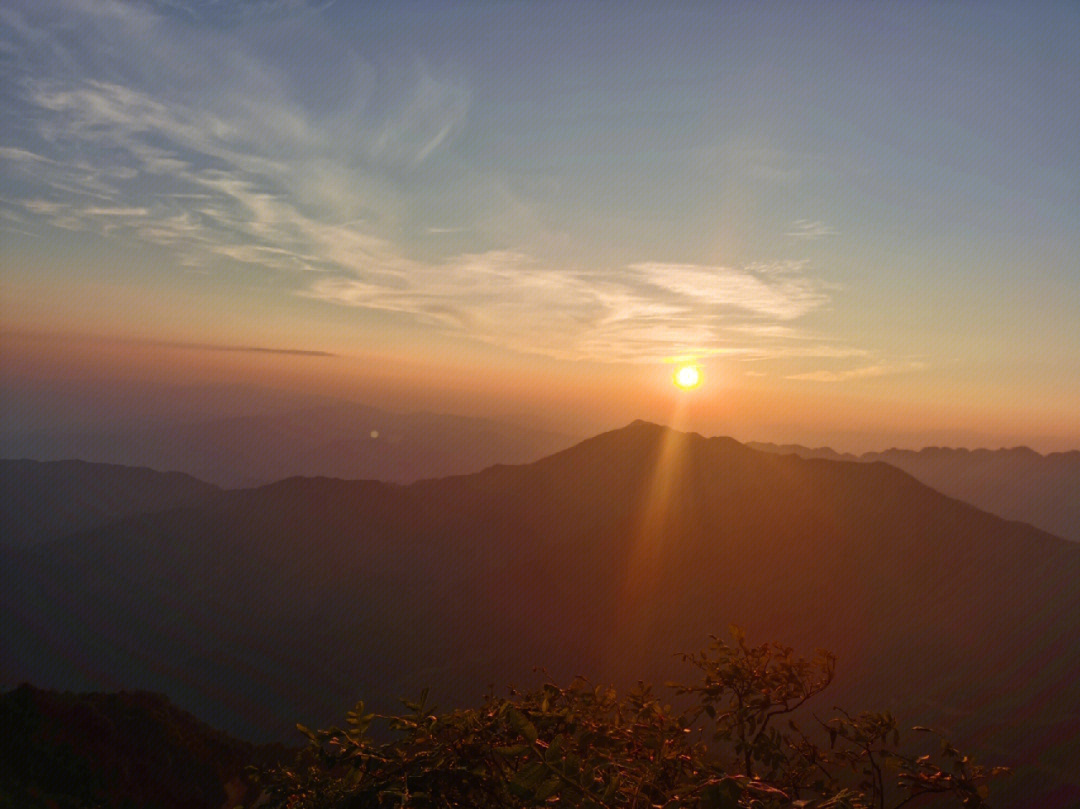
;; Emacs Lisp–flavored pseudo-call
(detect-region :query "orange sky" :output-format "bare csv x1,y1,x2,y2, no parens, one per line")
1,2,1077,453
4,328,1076,453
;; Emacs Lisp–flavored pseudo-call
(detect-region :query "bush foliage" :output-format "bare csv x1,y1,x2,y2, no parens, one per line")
261,628,1006,809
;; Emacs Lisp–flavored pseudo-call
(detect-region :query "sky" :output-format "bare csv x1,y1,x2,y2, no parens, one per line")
1,0,1078,450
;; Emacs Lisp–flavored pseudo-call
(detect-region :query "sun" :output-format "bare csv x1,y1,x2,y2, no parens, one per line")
673,365,701,390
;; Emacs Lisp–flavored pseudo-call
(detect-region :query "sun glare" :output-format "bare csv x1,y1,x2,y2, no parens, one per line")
674,365,701,390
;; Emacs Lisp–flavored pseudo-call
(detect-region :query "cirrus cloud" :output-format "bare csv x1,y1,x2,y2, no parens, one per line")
787,361,927,382
1,0,863,365
787,219,839,239
306,252,846,363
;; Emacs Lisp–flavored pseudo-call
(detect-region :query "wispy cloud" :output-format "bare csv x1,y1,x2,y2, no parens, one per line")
787,362,926,382
630,261,826,320
0,327,335,357
82,206,150,217
1,0,465,268
0,147,54,164
370,71,470,166
0,0,863,365
306,252,848,363
151,340,336,357
787,219,839,239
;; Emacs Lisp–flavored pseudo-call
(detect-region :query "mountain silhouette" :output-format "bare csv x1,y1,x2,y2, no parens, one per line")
1,402,576,487
3,422,1077,807
0,684,285,808
748,441,1080,542
0,459,219,549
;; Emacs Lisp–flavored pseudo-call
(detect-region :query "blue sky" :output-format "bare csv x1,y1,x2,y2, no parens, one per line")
1,0,1078,445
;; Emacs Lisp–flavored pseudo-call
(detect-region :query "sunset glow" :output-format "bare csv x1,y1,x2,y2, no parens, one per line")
0,0,1077,450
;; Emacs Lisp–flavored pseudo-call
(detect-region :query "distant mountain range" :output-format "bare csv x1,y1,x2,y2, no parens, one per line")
0,459,219,549
4,395,1075,546
0,401,577,487
748,442,1080,542
5,396,1076,543
3,423,1078,807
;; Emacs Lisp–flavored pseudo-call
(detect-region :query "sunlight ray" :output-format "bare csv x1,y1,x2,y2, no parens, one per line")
604,396,694,672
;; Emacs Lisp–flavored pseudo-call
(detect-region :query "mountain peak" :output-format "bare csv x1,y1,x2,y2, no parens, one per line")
514,421,758,481
624,418,668,432
608,420,748,451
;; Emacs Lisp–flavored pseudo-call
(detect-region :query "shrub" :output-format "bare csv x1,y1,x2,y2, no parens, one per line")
260,628,1006,808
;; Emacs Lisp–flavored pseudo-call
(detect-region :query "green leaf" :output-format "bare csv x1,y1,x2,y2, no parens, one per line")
700,777,742,809
602,775,620,803
494,744,532,757
512,761,547,792
507,707,539,743
535,777,563,801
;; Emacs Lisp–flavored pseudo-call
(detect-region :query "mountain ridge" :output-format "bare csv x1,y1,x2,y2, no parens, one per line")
0,401,578,488
3,422,1077,806
0,458,220,548
748,439,1080,541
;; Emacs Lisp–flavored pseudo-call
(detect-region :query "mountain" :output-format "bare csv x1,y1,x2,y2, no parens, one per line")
3,423,1078,807
0,684,286,808
0,402,576,487
748,442,1080,542
745,442,858,462
0,459,219,548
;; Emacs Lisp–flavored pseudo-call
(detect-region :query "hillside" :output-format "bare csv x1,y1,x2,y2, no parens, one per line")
0,459,219,548
748,442,1080,542
0,684,286,808
3,423,1078,807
